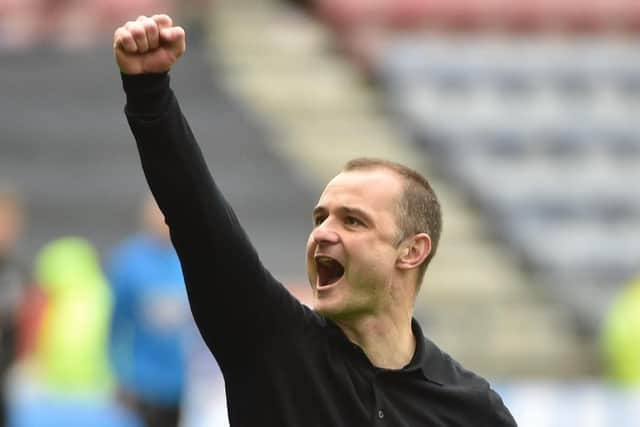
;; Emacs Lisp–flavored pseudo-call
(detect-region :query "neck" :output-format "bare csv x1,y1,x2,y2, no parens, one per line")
335,312,416,370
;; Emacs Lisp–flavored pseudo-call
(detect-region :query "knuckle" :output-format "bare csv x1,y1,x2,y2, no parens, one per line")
116,32,131,44
154,14,173,27
130,25,145,38
143,20,157,33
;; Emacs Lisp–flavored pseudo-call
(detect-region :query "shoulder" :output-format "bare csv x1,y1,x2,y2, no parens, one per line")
421,336,487,387
421,337,517,425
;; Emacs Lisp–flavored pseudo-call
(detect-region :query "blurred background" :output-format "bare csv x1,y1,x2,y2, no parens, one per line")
2,0,640,426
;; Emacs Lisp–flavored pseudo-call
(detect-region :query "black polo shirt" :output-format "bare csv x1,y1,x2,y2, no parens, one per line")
123,72,517,426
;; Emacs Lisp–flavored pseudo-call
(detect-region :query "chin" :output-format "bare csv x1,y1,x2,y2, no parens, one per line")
312,298,341,319
312,276,348,318
314,298,358,323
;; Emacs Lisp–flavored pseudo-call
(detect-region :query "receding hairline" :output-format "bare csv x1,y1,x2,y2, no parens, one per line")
341,158,432,197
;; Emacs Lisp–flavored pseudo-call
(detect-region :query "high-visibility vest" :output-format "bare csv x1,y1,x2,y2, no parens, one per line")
602,277,640,386
34,237,113,394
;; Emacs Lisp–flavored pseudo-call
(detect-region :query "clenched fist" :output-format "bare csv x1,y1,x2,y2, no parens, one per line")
113,14,186,75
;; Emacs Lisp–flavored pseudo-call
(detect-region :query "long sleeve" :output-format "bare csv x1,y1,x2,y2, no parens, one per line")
121,73,306,369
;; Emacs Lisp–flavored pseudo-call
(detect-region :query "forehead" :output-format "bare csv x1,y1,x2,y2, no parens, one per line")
317,169,404,209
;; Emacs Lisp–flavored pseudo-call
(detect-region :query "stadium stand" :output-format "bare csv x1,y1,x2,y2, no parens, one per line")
372,34,640,333
313,0,640,32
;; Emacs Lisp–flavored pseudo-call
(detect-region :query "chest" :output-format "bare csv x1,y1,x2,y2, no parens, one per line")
234,339,487,427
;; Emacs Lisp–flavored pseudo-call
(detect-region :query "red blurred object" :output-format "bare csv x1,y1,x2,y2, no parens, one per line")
313,0,640,80
313,0,640,33
624,1,640,31
314,0,371,30
16,284,47,359
94,0,174,29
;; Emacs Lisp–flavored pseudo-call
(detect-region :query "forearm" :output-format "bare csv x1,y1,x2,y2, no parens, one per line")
122,73,300,361
123,73,235,241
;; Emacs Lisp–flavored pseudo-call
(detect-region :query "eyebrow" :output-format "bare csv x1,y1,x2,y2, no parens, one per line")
312,206,325,219
312,205,373,224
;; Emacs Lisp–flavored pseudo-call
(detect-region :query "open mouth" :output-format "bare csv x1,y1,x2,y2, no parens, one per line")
315,255,344,288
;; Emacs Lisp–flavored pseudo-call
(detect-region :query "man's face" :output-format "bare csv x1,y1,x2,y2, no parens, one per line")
306,168,404,321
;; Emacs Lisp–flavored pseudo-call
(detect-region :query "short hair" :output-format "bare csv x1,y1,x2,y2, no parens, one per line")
342,158,442,285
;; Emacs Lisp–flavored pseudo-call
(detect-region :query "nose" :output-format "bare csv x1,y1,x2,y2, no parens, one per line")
311,220,340,245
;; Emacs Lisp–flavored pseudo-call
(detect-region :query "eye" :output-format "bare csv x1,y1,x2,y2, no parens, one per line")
345,216,364,226
313,215,326,226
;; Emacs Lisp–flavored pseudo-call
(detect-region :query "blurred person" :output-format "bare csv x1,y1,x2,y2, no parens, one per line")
32,237,113,394
601,275,640,387
0,184,28,427
106,194,223,427
8,238,139,427
113,14,516,426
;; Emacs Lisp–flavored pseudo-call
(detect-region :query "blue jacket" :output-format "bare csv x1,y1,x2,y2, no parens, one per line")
106,234,190,404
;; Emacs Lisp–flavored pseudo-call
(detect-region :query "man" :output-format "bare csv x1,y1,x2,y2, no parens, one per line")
0,184,29,427
114,14,517,426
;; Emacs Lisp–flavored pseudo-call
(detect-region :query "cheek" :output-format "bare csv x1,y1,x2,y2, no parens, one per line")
305,236,316,270
349,243,396,278
305,235,315,258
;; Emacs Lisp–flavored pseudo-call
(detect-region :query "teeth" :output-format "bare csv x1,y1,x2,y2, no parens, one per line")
315,256,333,264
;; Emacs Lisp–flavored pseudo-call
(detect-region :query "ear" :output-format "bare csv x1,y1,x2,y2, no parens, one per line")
396,233,431,271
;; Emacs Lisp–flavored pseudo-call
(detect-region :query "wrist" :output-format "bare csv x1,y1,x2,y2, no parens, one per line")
122,72,170,117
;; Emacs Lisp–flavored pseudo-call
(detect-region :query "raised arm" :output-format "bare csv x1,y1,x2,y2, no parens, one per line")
113,16,305,367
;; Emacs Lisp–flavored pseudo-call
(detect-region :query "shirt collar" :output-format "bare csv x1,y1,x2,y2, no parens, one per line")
407,318,449,386
324,316,447,385
404,319,432,380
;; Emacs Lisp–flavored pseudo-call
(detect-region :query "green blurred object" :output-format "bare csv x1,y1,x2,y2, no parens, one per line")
602,277,640,386
33,237,113,394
